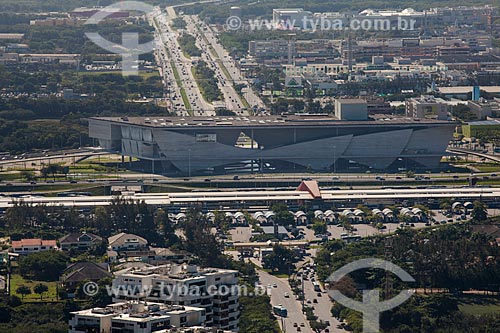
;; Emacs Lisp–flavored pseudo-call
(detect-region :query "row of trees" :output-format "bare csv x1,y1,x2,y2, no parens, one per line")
15,284,48,300
193,61,223,102
178,33,202,57
315,220,500,331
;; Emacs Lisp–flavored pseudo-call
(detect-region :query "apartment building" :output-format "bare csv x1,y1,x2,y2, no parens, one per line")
69,301,206,333
111,264,240,331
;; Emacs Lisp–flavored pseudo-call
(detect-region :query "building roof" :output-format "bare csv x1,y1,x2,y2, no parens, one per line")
439,86,500,94
297,180,322,199
59,232,102,244
61,262,111,283
108,232,148,247
90,114,453,129
471,224,500,238
150,247,191,257
336,99,367,104
0,33,24,39
11,238,57,248
261,226,289,235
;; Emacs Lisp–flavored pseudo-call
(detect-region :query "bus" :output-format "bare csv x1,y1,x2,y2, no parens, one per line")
313,282,321,292
273,305,288,317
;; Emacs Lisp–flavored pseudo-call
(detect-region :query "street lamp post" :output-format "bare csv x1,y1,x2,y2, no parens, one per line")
333,145,336,174
188,148,191,178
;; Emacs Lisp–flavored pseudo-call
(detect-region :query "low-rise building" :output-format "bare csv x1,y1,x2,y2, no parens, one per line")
18,53,80,65
11,238,57,255
405,95,449,120
468,100,493,120
462,119,500,138
0,52,19,64
302,73,337,91
335,99,368,120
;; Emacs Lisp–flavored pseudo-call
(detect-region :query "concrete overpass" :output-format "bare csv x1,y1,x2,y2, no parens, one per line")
447,147,500,163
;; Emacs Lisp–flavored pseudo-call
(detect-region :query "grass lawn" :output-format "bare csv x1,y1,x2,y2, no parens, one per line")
10,274,59,302
458,295,500,315
474,164,500,172
0,172,21,181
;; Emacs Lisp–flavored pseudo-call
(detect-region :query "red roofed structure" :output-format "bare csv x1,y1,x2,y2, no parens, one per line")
11,238,57,255
296,180,322,199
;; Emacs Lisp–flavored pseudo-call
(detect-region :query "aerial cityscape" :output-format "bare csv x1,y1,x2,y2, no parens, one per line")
1,0,500,332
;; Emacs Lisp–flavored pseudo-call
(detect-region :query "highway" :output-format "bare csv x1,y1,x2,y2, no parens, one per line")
152,6,215,116
151,7,188,115
0,148,109,169
192,15,265,112
184,15,249,115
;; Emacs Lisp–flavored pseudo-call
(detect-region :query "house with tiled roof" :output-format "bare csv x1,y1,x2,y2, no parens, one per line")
59,232,103,252
108,232,148,253
60,262,111,291
11,238,57,255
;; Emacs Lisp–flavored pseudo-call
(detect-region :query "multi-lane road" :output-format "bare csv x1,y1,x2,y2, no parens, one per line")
259,270,313,333
184,15,249,115
152,3,265,117
152,6,215,116
190,14,265,111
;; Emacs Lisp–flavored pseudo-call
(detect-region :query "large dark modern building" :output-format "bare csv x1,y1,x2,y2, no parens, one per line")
89,115,456,174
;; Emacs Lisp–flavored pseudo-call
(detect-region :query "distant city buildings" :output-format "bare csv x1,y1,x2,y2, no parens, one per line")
271,6,495,31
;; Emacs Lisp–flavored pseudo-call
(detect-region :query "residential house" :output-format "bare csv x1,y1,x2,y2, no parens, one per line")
108,233,148,253
59,232,103,252
60,262,112,292
11,238,57,255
